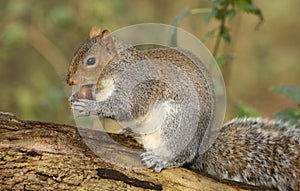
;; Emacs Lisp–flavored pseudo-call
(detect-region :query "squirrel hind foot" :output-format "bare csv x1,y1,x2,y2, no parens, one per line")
141,151,165,172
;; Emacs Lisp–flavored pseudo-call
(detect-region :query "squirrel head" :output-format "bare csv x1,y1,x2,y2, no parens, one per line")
67,27,119,87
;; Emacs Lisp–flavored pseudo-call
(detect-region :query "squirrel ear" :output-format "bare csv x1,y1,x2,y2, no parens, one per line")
101,29,112,42
90,27,102,38
101,29,110,37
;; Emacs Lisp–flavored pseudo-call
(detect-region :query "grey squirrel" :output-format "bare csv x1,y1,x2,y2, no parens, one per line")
67,27,300,191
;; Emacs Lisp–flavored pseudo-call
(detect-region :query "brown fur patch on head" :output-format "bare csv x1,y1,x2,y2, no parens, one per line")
67,28,112,85
67,36,98,85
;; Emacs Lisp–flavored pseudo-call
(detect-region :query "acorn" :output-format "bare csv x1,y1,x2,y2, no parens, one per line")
77,85,93,100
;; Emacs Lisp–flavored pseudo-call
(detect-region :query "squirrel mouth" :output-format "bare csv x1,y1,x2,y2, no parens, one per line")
70,84,95,102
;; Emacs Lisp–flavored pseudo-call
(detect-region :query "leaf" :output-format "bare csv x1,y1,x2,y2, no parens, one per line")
221,31,231,43
204,9,217,23
235,0,264,27
212,0,226,9
202,29,216,42
171,8,190,27
169,8,190,47
271,85,300,103
273,108,300,126
237,2,259,14
215,8,227,20
216,55,225,67
236,103,261,118
226,9,236,20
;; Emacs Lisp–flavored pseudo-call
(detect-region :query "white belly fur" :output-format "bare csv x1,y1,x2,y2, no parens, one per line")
95,77,115,102
121,101,174,150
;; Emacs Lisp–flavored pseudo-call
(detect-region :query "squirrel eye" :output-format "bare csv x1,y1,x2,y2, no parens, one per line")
86,57,96,66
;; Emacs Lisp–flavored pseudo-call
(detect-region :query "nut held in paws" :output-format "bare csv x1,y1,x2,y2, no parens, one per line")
78,86,93,100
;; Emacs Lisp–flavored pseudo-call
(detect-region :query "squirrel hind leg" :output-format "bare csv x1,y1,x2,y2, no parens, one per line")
140,133,200,172
141,151,165,172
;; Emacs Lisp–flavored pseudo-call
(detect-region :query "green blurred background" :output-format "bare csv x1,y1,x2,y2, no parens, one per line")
0,0,299,125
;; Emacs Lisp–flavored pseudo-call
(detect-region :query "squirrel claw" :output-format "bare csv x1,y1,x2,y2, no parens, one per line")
141,151,164,172
71,99,98,116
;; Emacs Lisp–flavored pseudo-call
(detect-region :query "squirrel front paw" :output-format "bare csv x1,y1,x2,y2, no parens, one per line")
71,99,99,116
141,151,165,172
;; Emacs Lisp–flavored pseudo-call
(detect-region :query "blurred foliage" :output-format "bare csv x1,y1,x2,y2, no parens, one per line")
170,0,263,65
204,1,299,124
271,86,300,104
235,102,261,118
274,108,300,126
171,0,299,125
0,0,299,125
171,0,264,118
271,86,300,125
0,0,123,123
204,0,263,69
203,0,263,44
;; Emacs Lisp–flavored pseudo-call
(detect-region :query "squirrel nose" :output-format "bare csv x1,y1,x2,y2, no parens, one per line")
67,78,76,85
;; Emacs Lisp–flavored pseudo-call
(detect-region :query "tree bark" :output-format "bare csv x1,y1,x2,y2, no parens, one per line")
0,111,256,191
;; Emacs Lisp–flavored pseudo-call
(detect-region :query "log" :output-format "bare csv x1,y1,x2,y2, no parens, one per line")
0,111,263,191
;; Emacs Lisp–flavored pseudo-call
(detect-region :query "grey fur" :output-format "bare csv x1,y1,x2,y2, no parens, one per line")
69,32,299,191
